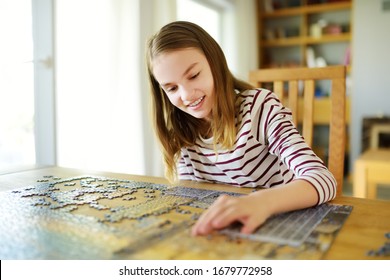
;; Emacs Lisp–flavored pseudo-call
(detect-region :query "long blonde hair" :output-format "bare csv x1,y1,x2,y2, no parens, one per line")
146,21,254,182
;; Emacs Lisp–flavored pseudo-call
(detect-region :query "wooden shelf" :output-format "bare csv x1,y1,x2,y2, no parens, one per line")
305,33,351,44
262,33,351,47
262,37,303,47
262,2,352,18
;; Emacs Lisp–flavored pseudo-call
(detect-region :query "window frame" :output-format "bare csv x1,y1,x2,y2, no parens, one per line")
32,0,56,167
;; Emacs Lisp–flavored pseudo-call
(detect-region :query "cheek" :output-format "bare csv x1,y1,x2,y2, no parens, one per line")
203,71,215,93
205,79,215,97
166,93,180,107
208,79,215,93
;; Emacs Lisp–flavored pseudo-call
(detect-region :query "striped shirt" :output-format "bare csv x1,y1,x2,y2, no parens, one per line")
178,88,336,205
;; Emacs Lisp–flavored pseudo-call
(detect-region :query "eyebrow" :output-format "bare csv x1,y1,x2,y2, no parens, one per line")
161,62,198,87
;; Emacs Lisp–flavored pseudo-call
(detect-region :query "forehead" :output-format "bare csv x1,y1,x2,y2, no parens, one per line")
152,48,208,83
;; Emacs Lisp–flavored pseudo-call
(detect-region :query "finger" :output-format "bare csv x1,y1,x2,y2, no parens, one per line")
240,216,266,234
210,204,245,229
196,197,247,234
191,195,231,236
209,195,255,228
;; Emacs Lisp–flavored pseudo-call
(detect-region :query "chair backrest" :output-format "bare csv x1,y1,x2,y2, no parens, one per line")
249,66,346,196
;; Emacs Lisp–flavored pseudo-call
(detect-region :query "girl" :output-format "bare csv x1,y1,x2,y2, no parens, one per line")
146,21,336,236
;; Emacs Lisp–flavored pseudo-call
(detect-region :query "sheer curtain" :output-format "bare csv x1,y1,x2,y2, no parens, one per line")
55,0,173,175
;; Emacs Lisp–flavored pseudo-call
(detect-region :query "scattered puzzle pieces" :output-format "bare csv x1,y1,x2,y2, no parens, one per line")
367,232,390,257
0,175,353,260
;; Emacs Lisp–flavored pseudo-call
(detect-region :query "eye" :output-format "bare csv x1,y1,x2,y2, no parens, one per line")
189,72,200,80
166,85,178,93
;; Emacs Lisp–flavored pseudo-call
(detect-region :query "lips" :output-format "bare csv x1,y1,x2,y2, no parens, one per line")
188,96,205,107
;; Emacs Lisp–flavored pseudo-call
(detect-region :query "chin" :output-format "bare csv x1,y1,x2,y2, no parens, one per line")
192,112,210,120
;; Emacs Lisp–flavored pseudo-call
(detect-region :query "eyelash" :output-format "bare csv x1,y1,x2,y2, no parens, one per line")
190,72,200,79
166,86,177,93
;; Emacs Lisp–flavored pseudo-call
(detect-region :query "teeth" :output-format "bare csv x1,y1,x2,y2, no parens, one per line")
189,96,204,107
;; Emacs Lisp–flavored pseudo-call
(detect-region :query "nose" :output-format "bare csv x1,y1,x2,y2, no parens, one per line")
180,85,196,103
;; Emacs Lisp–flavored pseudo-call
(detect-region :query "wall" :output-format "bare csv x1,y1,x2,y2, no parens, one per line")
350,0,390,169
221,0,258,81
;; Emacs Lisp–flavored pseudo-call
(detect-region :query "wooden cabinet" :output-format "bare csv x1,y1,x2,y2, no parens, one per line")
257,0,352,68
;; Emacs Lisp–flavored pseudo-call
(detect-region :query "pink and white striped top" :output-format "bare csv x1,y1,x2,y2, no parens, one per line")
178,88,336,205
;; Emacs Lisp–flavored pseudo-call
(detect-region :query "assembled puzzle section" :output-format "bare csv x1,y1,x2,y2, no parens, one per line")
0,176,352,259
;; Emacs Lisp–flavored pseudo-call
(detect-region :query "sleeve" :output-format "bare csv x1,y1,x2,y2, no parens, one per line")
253,89,337,204
177,149,195,180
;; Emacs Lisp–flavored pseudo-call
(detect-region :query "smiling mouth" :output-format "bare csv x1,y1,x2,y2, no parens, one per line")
188,96,205,107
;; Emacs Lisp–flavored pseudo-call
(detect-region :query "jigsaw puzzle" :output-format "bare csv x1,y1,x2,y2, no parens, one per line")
0,176,352,259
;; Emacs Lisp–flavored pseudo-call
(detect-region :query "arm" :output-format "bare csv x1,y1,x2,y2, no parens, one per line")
191,179,318,236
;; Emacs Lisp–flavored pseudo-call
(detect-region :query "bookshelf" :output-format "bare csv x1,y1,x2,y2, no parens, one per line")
257,0,352,68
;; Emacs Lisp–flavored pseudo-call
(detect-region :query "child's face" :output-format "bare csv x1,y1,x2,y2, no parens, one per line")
152,48,215,121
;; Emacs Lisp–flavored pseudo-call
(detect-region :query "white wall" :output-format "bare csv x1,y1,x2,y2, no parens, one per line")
350,0,390,169
221,0,258,81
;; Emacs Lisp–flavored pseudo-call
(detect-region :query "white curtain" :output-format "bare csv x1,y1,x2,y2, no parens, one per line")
55,0,176,176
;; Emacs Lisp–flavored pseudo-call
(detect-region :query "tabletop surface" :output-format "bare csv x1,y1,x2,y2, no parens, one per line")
357,148,390,162
0,166,389,260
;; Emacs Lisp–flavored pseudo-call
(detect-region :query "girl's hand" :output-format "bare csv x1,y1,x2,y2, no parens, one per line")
191,180,318,236
191,192,273,236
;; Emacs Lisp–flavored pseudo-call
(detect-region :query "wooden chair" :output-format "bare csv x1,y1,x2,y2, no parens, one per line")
249,66,347,196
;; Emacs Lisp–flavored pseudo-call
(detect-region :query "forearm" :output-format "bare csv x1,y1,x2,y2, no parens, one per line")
251,179,319,217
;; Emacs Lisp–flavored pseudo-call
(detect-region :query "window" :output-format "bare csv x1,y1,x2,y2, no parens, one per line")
0,0,55,172
177,0,222,44
0,0,35,171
